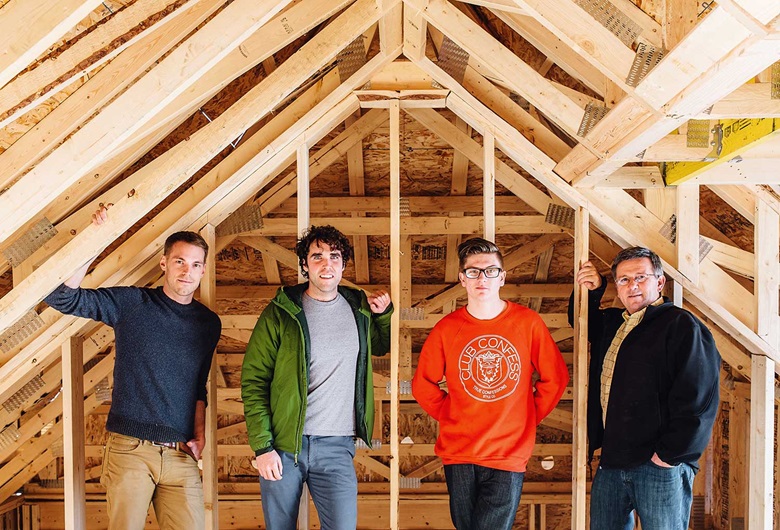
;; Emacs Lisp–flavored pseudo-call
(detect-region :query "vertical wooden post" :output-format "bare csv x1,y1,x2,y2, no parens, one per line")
483,131,495,241
400,235,412,380
729,393,749,527
389,100,401,530
750,197,778,528
675,183,699,286
296,143,311,528
297,144,311,284
199,223,219,530
572,206,589,529
62,335,86,530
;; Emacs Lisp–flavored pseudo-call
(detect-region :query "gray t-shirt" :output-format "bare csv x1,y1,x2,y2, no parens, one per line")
302,292,359,436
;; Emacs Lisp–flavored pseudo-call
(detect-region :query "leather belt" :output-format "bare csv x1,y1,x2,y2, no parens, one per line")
149,440,178,450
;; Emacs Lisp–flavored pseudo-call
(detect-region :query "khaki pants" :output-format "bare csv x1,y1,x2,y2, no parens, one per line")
101,433,204,530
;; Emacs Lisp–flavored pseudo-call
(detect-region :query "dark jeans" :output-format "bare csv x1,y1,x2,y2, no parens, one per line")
590,460,695,530
443,463,524,530
259,436,357,530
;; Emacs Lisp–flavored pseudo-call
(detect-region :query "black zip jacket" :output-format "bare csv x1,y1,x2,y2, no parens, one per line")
568,280,720,470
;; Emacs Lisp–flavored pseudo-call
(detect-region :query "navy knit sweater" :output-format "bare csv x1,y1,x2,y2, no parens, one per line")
45,284,221,442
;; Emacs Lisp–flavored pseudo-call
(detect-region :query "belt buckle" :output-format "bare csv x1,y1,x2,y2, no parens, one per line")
150,440,175,449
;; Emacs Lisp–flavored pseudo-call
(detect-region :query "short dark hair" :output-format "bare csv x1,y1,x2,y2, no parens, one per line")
457,237,503,269
295,225,353,279
164,231,209,260
611,246,663,279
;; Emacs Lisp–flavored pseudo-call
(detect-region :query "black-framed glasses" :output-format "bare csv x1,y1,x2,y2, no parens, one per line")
462,267,503,279
615,273,658,287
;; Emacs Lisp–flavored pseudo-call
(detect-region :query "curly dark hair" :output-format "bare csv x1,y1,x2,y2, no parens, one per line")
295,225,353,279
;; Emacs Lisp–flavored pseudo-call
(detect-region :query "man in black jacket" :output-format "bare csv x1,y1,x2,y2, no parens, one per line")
569,246,720,530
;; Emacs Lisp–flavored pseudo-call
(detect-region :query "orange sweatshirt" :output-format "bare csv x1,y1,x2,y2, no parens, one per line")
412,302,569,472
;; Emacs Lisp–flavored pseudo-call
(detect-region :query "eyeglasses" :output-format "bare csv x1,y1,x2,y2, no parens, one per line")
462,267,503,279
615,273,658,287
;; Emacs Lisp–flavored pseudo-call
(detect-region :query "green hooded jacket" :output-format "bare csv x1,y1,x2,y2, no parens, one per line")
241,283,393,457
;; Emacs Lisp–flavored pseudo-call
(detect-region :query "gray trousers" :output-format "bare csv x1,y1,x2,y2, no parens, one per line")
259,435,357,530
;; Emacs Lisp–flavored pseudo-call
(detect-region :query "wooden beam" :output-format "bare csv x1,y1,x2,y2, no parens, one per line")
571,206,588,530
346,111,371,284
239,216,564,236
749,197,779,527
402,1,427,61
0,0,103,89
489,10,606,96
560,6,780,185
0,0,225,194
417,55,777,364
297,144,310,283
62,336,86,530
0,0,354,280
0,0,200,130
389,98,401,530
692,83,780,119
444,116,470,312
0,51,385,408
0,0,391,334
407,0,585,138
200,224,219,529
379,0,403,54
483,132,496,240
684,157,780,185
503,0,639,96
676,184,700,285
0,0,294,244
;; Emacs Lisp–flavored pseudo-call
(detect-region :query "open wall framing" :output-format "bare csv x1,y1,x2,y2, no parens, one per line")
0,0,779,528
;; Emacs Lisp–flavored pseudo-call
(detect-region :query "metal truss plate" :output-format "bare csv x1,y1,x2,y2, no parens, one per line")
659,214,677,243
578,102,610,137
771,61,780,100
2,374,44,413
399,307,424,320
686,119,711,148
215,204,263,237
437,36,469,83
336,36,367,83
2,217,57,267
575,0,641,47
0,310,44,353
545,203,575,230
626,43,665,87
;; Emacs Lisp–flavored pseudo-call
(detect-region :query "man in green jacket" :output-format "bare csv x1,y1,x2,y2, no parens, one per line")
241,225,392,530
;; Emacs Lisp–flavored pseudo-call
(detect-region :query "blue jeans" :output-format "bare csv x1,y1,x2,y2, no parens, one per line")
590,460,695,530
444,464,524,530
259,435,357,530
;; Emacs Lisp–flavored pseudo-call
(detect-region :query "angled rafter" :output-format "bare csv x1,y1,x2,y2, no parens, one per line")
558,6,780,186
0,0,396,341
0,0,294,244
0,0,226,194
408,50,779,365
0,50,398,407
407,0,585,138
0,0,104,89
0,0,200,130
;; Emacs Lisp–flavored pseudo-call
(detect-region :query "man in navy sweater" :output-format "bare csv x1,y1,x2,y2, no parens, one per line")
569,246,720,530
45,207,221,530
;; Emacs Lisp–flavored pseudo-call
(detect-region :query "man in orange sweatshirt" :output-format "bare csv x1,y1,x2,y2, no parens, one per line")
412,238,569,529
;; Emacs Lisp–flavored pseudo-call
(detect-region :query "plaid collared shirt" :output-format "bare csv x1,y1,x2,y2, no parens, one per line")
600,297,663,426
